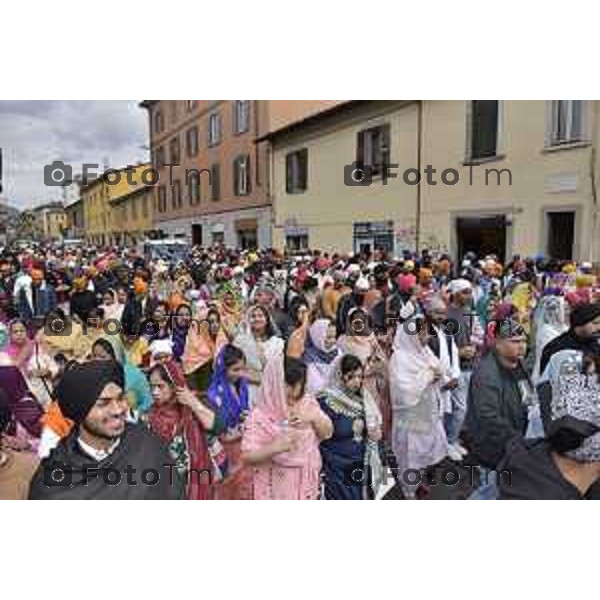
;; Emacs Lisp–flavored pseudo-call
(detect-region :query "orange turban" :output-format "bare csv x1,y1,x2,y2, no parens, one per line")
419,268,433,285
133,277,148,295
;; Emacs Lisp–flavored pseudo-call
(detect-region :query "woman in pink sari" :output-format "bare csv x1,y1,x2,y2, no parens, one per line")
3,320,34,370
242,356,333,500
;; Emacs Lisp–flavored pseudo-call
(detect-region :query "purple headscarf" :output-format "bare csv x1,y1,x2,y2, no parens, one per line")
0,365,43,437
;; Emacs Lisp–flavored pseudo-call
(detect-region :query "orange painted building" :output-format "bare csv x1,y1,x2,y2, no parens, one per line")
141,100,341,247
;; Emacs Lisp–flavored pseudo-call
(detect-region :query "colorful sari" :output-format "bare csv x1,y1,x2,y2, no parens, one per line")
4,321,34,370
216,282,243,338
182,312,228,392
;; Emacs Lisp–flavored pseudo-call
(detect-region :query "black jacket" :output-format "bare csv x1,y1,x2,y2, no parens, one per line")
464,350,529,469
498,437,600,499
121,295,159,335
29,423,180,500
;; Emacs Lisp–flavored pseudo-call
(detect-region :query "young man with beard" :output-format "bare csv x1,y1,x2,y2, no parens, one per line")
464,318,531,499
29,361,178,499
15,266,57,326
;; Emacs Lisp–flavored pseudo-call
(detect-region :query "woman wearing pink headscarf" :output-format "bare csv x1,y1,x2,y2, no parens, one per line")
242,356,332,500
389,314,450,499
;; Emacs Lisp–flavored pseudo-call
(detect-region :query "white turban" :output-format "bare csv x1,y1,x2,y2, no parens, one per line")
355,276,370,292
150,339,173,359
448,279,472,295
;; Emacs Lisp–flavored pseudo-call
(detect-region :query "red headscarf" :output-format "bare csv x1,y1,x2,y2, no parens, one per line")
147,361,213,500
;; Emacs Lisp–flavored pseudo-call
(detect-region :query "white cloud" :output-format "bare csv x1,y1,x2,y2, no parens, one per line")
0,101,148,209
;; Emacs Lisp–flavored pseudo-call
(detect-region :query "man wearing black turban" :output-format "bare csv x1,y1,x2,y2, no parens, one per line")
29,361,179,500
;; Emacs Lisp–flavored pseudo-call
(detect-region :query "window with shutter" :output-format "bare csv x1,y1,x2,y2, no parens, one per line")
209,113,221,146
234,101,250,134
158,186,166,212
156,147,165,169
154,110,163,134
356,124,390,176
189,173,200,205
186,127,199,157
211,164,220,201
246,155,251,195
285,148,308,193
234,155,251,196
170,136,180,165
470,101,498,159
549,100,585,146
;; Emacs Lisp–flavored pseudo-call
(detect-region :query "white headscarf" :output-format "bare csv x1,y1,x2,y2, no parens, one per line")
533,296,568,383
390,319,441,411
447,278,472,295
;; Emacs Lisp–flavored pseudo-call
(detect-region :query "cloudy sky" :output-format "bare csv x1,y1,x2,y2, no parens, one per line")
0,101,149,209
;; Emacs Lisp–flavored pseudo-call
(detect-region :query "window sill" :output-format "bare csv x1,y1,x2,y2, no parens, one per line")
286,189,307,195
462,154,506,166
541,141,591,153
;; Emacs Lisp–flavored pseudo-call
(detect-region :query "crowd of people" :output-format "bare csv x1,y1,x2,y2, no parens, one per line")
0,243,599,500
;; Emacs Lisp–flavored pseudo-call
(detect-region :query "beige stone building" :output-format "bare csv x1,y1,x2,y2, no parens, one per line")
263,100,600,261
31,202,67,241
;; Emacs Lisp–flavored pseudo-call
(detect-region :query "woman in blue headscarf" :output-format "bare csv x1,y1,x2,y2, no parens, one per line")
206,344,252,499
206,344,250,432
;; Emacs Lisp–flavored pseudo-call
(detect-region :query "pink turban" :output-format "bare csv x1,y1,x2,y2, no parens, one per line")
397,273,417,294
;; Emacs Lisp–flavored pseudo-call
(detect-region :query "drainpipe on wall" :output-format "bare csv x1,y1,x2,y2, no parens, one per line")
415,100,423,254
590,100,599,263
